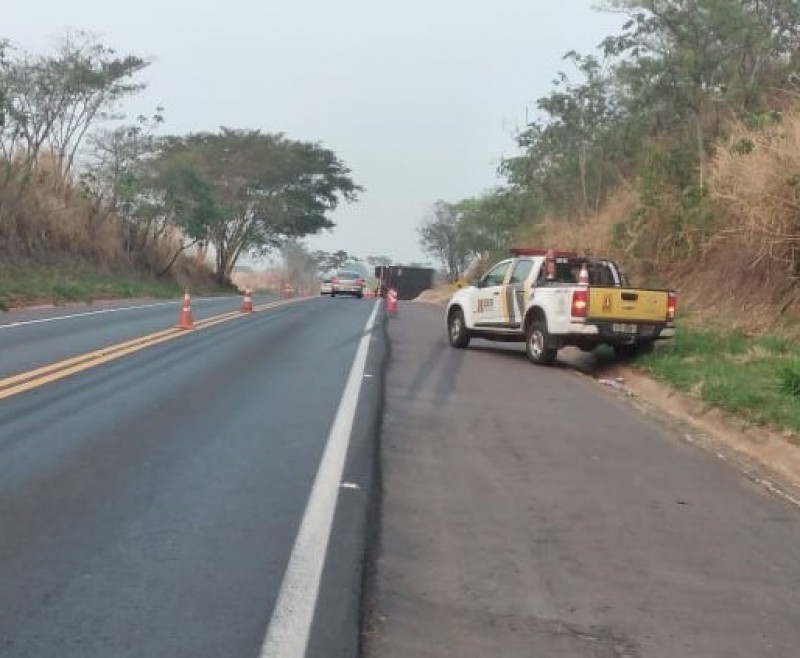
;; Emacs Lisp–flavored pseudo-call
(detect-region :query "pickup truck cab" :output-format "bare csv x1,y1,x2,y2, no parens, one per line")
445,249,676,365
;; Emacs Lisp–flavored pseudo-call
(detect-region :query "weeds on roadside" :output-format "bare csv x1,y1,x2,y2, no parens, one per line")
0,264,185,309
777,359,800,398
634,328,800,436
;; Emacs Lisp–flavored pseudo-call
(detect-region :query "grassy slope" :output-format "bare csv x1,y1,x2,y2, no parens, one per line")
635,325,800,437
0,263,187,310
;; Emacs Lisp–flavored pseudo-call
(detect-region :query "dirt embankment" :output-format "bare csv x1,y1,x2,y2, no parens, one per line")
414,285,458,306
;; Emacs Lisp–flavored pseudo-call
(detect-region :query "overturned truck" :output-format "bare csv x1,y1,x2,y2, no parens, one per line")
374,265,436,301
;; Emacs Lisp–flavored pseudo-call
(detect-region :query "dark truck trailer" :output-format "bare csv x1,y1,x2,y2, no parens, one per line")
374,265,435,301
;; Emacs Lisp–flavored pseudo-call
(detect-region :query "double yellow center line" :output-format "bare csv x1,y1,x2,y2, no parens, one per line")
0,298,302,401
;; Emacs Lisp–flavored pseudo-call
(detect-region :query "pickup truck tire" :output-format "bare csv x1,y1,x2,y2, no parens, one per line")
526,320,557,365
447,309,471,348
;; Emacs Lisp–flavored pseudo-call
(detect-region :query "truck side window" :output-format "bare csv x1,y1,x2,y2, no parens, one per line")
509,260,533,285
592,262,625,286
589,263,617,286
480,262,511,287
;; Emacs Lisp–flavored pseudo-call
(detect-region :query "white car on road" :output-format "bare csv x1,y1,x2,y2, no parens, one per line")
331,270,365,299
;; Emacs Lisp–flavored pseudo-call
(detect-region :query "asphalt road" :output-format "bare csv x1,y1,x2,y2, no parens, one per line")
365,302,800,658
0,294,385,658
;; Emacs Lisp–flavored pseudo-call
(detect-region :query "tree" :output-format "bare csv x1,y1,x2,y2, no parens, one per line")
502,52,628,217
418,201,473,281
600,0,800,186
156,129,360,284
366,255,393,268
0,31,148,176
84,110,164,255
310,249,358,273
150,164,221,276
455,188,525,261
282,241,320,292
0,41,8,130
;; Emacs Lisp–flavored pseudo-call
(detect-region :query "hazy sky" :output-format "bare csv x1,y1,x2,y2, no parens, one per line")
4,1,623,265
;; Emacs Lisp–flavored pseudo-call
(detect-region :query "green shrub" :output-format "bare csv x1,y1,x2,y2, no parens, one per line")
777,359,800,398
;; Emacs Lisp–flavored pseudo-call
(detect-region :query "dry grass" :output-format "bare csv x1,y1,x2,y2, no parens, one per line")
415,284,458,305
513,187,674,288
711,117,800,273
680,113,800,334
514,189,638,261
0,162,125,267
0,159,220,302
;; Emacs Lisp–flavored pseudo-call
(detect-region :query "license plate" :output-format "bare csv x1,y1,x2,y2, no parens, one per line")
612,323,637,334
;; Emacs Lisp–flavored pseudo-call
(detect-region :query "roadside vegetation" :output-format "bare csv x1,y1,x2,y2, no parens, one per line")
0,263,185,310
630,328,800,437
0,31,359,306
416,0,800,436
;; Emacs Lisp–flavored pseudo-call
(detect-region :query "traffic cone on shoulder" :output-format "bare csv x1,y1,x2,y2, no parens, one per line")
387,288,398,315
177,290,194,329
578,262,590,285
241,288,253,313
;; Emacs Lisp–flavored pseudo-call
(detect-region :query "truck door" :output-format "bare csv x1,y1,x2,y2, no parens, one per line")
473,260,512,326
506,258,534,327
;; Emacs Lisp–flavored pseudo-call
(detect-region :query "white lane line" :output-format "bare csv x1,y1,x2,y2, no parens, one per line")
0,297,235,330
260,301,380,658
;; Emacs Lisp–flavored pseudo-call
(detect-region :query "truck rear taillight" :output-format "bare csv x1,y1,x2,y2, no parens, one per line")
571,289,588,319
667,292,677,322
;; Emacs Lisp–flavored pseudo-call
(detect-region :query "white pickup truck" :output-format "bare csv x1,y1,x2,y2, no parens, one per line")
445,249,677,365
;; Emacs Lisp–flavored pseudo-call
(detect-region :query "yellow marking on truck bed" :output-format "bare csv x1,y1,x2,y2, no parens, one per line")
588,288,669,323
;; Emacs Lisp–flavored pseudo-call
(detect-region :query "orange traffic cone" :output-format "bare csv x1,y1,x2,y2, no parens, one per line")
387,288,398,315
241,288,253,313
578,262,590,285
177,290,194,329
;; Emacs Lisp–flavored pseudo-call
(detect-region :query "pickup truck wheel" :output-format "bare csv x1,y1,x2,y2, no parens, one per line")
526,321,557,365
448,309,471,348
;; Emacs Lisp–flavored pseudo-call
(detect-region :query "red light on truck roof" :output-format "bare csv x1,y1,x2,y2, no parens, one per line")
510,248,579,258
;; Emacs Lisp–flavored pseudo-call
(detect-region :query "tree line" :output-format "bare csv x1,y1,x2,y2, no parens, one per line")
419,0,800,280
0,31,359,284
